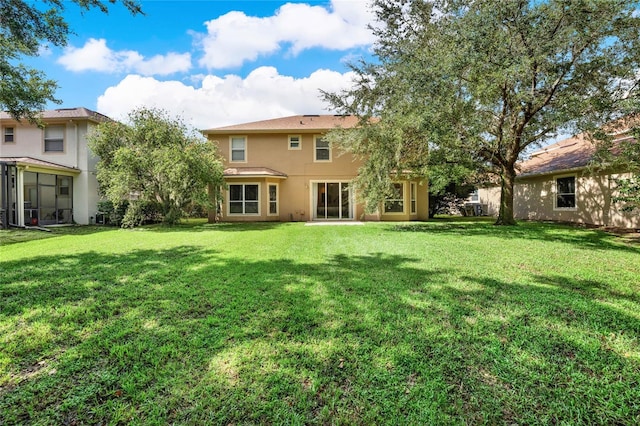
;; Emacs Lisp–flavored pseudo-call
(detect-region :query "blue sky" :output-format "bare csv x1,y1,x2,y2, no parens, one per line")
35,0,377,129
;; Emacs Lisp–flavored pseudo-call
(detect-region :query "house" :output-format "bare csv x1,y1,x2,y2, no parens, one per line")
478,130,639,228
0,107,109,228
203,115,429,222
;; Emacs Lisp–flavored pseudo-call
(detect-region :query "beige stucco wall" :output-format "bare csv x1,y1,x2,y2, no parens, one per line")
213,133,362,178
209,132,429,222
479,170,639,228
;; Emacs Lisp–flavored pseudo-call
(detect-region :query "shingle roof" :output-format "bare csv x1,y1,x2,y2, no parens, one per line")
497,115,639,179
203,115,361,134
223,167,288,178
0,107,111,123
517,135,596,177
0,157,79,172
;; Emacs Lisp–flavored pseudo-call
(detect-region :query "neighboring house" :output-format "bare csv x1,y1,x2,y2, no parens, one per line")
0,107,109,228
203,115,429,222
478,131,639,228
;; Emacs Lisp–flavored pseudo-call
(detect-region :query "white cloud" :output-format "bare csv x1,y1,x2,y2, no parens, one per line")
96,66,357,129
58,38,191,76
197,0,375,69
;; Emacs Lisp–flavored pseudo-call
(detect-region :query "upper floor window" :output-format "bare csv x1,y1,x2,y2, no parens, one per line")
288,135,301,150
314,136,331,162
230,136,246,162
3,127,14,143
384,183,404,213
555,175,576,210
44,125,64,152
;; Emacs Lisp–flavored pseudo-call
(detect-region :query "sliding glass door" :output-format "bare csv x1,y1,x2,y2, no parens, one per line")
314,182,352,220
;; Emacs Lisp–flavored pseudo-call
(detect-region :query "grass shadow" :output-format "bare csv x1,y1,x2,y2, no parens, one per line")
1,231,639,424
0,225,119,247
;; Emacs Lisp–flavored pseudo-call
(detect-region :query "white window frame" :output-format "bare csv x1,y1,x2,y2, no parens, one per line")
410,182,417,214
469,189,479,202
314,135,331,162
267,183,279,216
3,126,15,143
44,125,65,153
554,174,577,211
227,182,260,216
229,136,247,163
288,135,302,150
384,182,405,214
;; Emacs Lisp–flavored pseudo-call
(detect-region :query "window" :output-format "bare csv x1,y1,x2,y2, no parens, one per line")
3,127,14,143
314,136,331,162
268,184,278,215
410,182,417,214
555,176,576,209
469,189,479,202
384,183,404,213
58,176,71,196
288,135,301,150
230,136,246,162
44,125,64,152
229,184,259,214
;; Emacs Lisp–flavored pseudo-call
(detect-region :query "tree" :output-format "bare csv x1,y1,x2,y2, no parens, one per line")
615,175,640,213
88,107,225,227
593,124,640,213
324,0,640,225
0,0,142,121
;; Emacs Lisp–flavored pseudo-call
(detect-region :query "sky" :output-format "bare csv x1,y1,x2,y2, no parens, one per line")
35,0,378,130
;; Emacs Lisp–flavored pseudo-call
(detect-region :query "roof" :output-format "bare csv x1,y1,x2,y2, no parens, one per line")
203,115,361,134
223,167,288,178
0,107,111,123
517,135,596,178
0,157,80,173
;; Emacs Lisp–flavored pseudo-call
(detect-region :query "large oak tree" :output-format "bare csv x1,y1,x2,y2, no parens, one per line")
324,0,640,225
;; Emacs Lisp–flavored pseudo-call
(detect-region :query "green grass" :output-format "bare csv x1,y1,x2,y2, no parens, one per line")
1,218,639,425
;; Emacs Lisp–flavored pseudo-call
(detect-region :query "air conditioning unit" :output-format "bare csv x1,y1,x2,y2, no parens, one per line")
463,203,488,216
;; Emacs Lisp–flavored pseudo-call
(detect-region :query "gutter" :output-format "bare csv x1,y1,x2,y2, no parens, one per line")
516,165,588,180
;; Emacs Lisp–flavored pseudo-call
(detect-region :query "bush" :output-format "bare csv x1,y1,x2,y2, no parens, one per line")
98,199,192,228
162,207,183,226
120,201,164,228
96,200,127,226
183,202,209,219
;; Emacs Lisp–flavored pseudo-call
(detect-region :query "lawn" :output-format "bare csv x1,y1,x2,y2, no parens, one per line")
1,218,639,425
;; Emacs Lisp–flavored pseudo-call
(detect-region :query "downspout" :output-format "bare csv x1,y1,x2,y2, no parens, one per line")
1,163,6,228
74,121,80,168
74,121,79,223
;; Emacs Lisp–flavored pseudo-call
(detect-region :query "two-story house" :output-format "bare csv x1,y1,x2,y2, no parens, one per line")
203,115,429,222
0,107,108,228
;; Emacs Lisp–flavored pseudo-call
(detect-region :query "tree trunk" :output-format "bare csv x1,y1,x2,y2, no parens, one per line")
495,166,517,225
